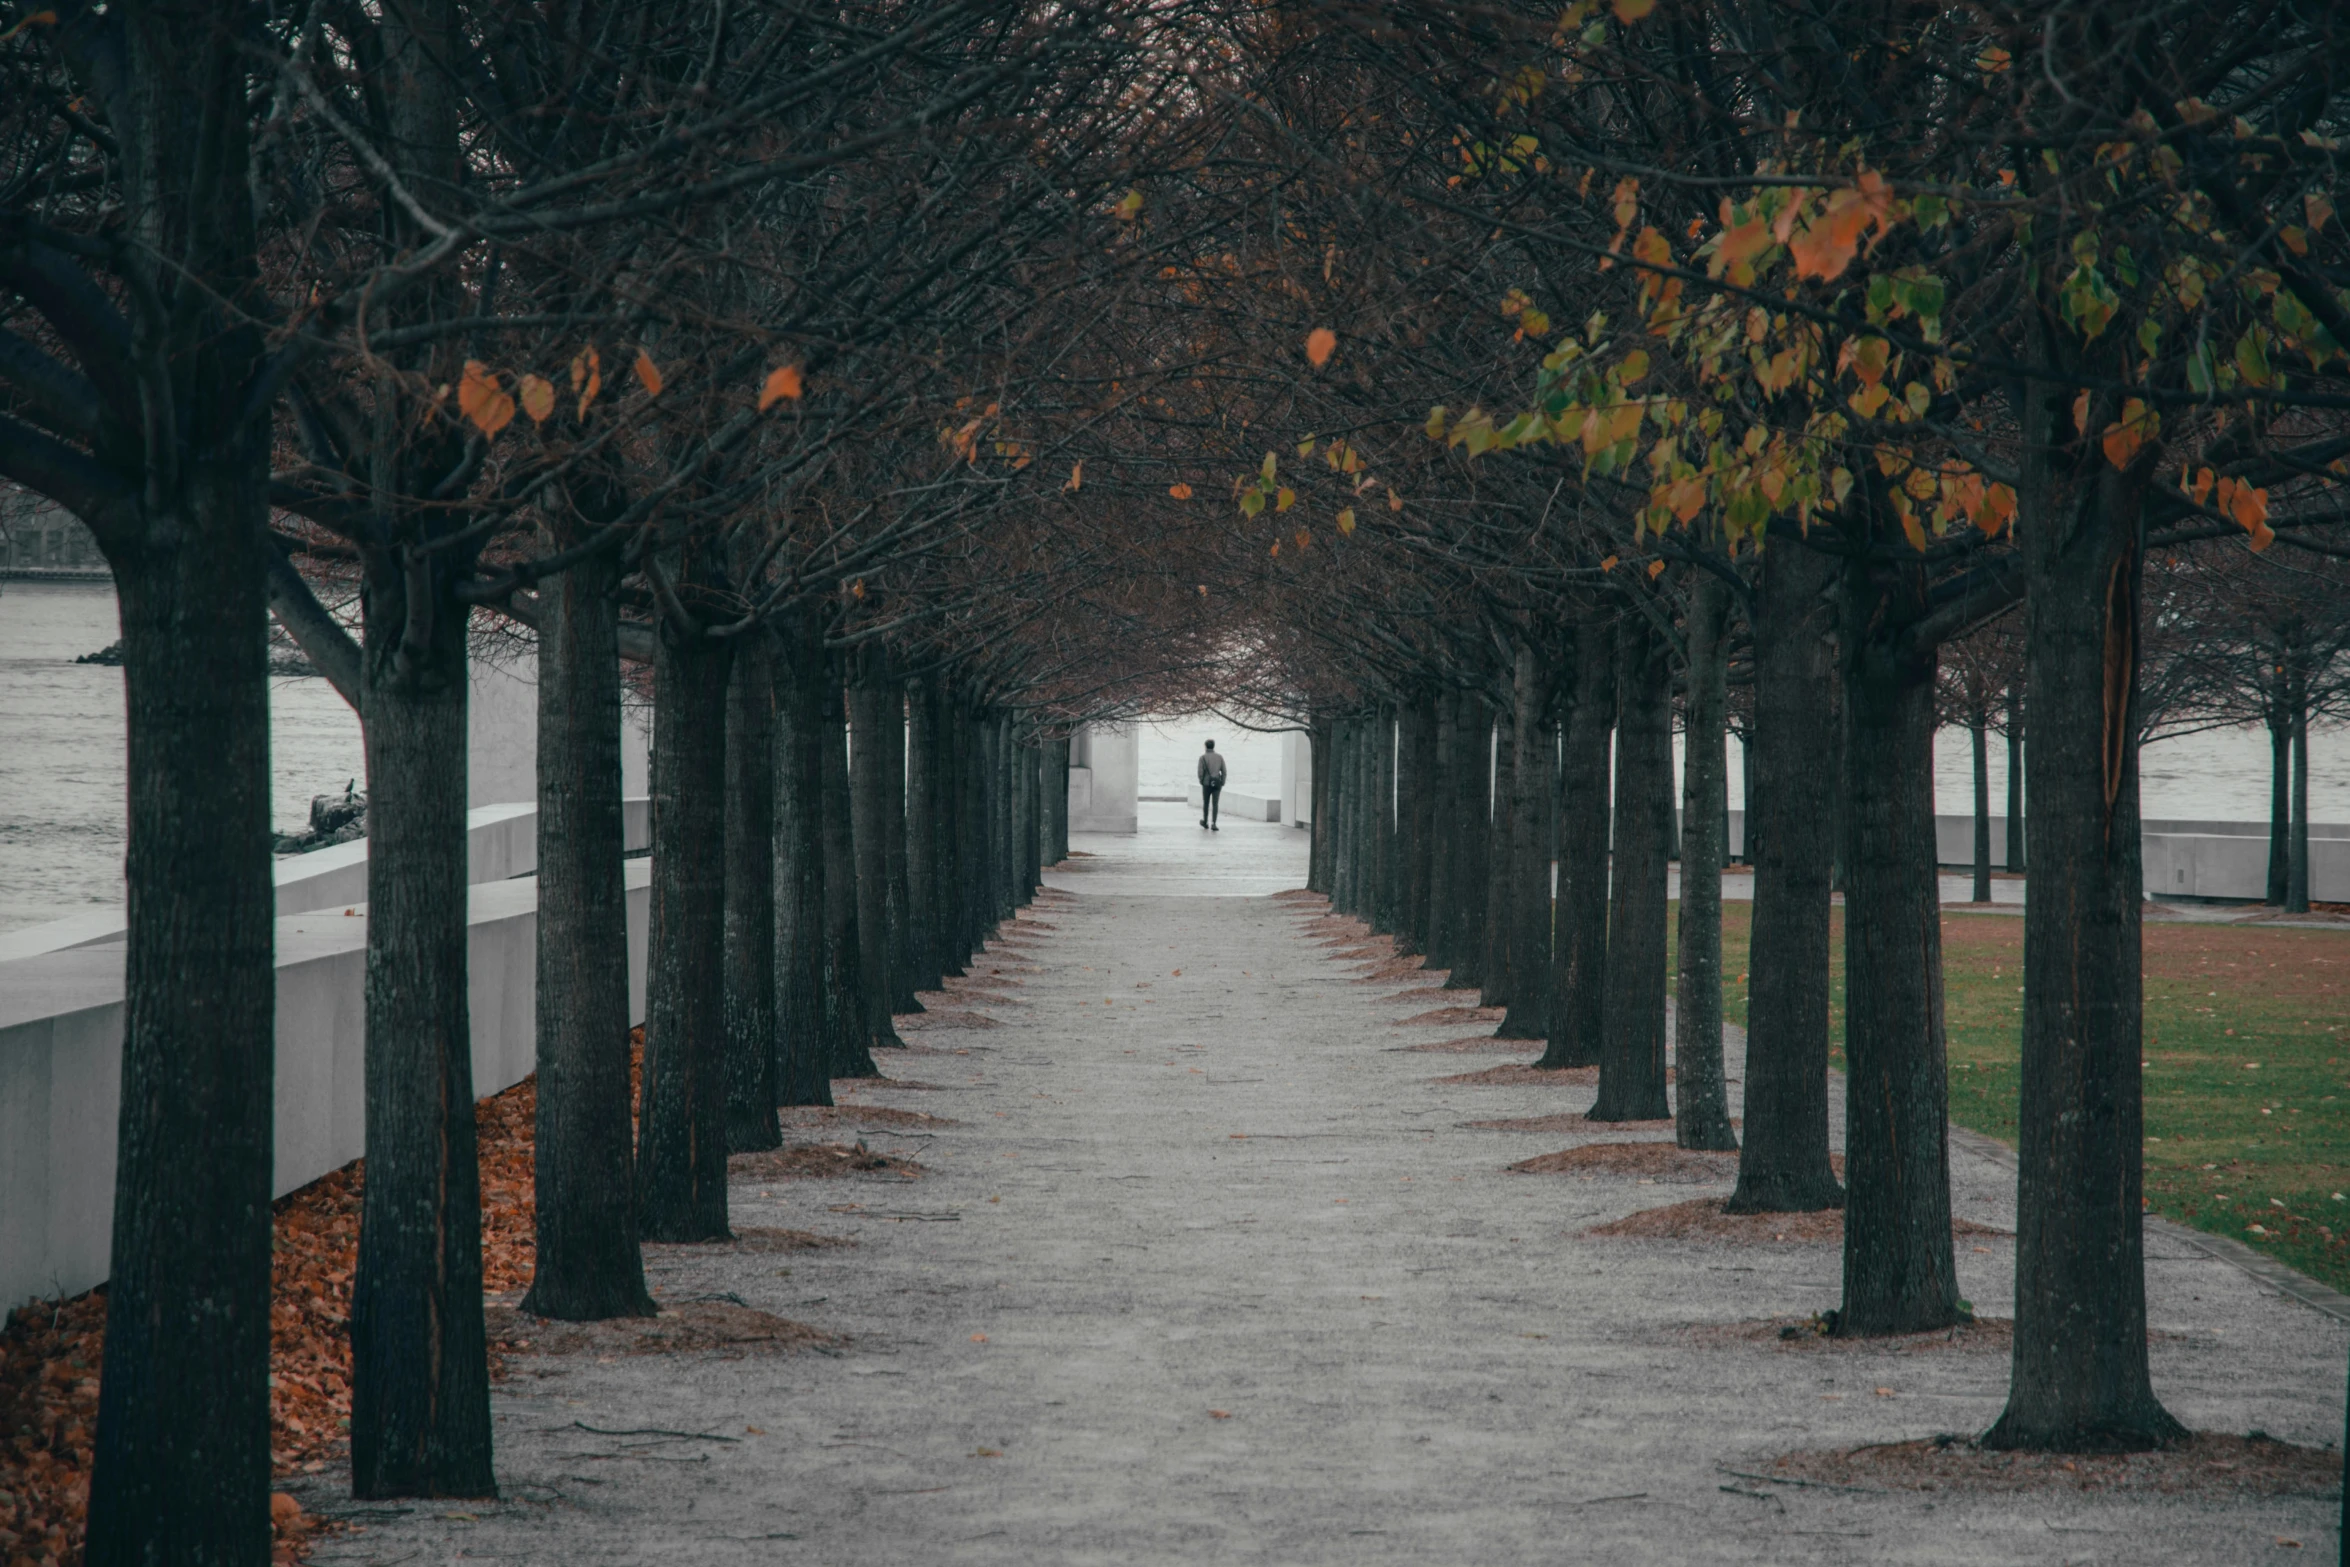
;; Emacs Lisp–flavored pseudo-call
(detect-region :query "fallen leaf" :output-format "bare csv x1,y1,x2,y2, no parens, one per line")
634,348,663,397
759,365,803,409
1305,327,1337,367
1208,1409,1232,1419
1168,482,1194,499
970,1332,988,1342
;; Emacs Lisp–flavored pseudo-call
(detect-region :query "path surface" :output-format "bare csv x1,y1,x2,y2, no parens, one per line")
306,802,2346,1563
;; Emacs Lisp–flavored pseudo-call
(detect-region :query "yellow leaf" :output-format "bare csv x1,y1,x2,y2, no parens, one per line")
1335,508,1355,535
571,347,602,419
2100,398,2159,469
517,374,555,425
1275,487,1295,512
1305,328,1338,367
1114,188,1144,221
1388,489,1405,512
1619,350,1651,384
633,348,663,398
457,361,515,438
759,365,804,410
1169,482,1194,500
1613,0,1656,19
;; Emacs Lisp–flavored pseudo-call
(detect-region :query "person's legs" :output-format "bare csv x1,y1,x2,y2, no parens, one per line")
1207,785,1221,828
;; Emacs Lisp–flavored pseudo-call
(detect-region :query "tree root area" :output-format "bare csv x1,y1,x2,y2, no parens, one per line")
895,1008,1003,1031
781,1105,959,1130
1510,1143,1739,1181
729,1143,926,1181
1433,1062,1599,1087
645,1226,856,1254
1752,1431,2341,1499
1468,1112,1674,1131
486,1299,837,1362
1399,1036,1544,1055
1587,1196,2006,1240
1396,1005,1507,1027
1690,1314,2014,1351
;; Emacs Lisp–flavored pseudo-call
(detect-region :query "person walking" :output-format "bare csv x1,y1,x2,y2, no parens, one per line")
1198,739,1226,830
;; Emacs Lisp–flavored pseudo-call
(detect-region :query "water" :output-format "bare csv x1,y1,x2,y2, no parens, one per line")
0,581,366,934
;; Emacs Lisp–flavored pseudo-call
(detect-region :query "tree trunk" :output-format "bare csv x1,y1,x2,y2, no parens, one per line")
1543,615,1614,1070
1590,613,1671,1122
884,670,923,1011
1404,692,1439,956
1499,647,1552,1039
2267,698,2292,905
1982,363,2183,1451
1423,695,1458,968
848,652,905,1046
1330,717,1356,912
906,674,944,991
522,534,655,1318
1676,576,1737,1151
1048,734,1071,866
723,634,782,1151
1835,529,1958,1337
770,615,835,1108
821,657,880,1077
2288,662,2311,914
1307,718,1333,894
2005,687,2027,874
638,606,733,1244
349,606,495,1498
1973,713,1994,903
1443,699,1490,989
88,511,278,1559
1728,540,1844,1214
1372,706,1398,932
1481,705,1517,1009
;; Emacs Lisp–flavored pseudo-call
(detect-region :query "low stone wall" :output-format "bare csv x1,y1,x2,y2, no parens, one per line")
1185,783,1281,822
0,818,653,1312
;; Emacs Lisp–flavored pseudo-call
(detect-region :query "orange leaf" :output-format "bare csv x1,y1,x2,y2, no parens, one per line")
1611,0,1656,19
1335,508,1355,536
1305,328,1337,367
571,347,602,419
1168,482,1194,500
2072,390,2092,436
759,365,803,410
633,348,663,398
1976,483,2016,538
1295,526,1313,551
2099,397,2159,469
1646,558,1666,578
517,374,555,425
1064,461,1083,492
1600,554,1620,572
457,361,515,438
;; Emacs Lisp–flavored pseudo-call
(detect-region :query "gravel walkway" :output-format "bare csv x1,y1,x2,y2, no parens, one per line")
302,803,2347,1563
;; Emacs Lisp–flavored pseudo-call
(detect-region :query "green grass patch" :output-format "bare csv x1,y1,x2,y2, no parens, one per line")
1682,899,2350,1295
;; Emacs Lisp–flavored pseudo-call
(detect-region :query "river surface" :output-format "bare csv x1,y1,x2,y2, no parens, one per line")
0,585,2339,936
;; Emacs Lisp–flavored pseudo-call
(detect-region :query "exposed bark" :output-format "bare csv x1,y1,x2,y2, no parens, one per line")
1307,717,1333,894
883,668,922,1012
1543,613,1615,1070
906,674,944,990
1480,703,1516,1008
723,633,782,1151
1972,715,1994,902
61,12,279,1549
1422,694,1458,968
1728,540,1844,1214
1835,513,1958,1337
2005,688,2027,873
1497,646,1552,1039
1675,575,1738,1151
820,656,880,1077
847,650,907,1044
1984,364,2184,1450
2288,664,2311,914
2267,698,2291,905
770,614,834,1108
638,593,734,1244
521,529,654,1318
348,603,494,1498
1589,611,1672,1122
1403,692,1438,954
1442,698,1490,989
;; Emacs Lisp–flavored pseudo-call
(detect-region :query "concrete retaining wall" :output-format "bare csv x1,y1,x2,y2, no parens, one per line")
1186,783,1281,822
1,835,651,1311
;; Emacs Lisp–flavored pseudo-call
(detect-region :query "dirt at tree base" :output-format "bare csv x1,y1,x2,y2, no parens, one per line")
728,1143,927,1181
1397,1004,1507,1027
485,1298,838,1361
895,1008,1004,1031
1588,1195,2007,1240
1468,1111,1673,1131
1687,1315,2016,1351
1433,1062,1599,1087
781,1105,960,1130
833,1075,950,1091
1751,1431,2341,1499
1510,1143,1739,1181
1403,1036,1548,1055
644,1227,856,1254
1350,955,1441,984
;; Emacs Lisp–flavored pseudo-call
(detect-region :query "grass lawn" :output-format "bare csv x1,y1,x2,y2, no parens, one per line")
1695,900,2350,1296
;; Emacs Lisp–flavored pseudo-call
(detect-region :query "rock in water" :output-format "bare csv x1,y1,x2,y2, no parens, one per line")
274,781,368,854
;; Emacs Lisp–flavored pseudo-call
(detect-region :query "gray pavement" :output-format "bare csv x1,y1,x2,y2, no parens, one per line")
304,801,2347,1563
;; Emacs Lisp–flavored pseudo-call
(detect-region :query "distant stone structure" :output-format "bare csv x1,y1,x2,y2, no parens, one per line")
1067,722,1138,834
1,484,108,579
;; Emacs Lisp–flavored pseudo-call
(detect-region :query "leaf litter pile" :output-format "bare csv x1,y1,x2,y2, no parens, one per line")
1756,1431,2340,1500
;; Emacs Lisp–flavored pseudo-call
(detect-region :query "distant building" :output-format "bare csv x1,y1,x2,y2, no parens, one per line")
1,485,108,578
